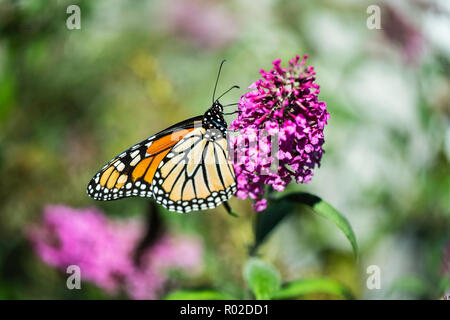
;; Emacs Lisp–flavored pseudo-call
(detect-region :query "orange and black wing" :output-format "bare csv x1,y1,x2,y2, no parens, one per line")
86,117,203,201
151,127,236,213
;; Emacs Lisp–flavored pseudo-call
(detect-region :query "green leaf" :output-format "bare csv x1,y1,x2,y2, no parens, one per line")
439,276,450,295
0,74,16,123
283,192,359,259
243,258,281,300
274,278,354,300
250,200,295,255
164,290,234,300
250,193,358,259
387,275,430,298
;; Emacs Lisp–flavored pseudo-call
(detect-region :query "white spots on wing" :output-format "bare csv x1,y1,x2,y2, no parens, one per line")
130,150,139,158
152,181,237,214
130,154,141,166
116,162,125,172
117,174,127,184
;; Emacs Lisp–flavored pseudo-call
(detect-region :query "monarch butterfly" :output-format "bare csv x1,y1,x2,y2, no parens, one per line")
87,61,238,213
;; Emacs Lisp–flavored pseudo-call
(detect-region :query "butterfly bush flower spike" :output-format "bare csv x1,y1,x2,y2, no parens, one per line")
230,55,330,211
28,205,203,299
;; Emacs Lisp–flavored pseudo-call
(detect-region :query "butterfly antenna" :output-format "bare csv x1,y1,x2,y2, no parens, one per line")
216,85,240,102
223,102,239,108
212,59,227,104
224,110,242,115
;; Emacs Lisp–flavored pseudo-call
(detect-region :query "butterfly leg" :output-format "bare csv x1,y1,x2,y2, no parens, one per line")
223,201,239,217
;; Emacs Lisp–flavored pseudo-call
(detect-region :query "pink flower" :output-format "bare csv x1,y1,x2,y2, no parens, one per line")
161,0,237,50
253,199,268,212
381,5,425,65
27,205,203,299
125,235,203,300
230,55,329,211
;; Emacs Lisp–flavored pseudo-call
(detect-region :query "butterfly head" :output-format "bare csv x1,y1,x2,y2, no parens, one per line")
203,101,227,138
204,60,239,139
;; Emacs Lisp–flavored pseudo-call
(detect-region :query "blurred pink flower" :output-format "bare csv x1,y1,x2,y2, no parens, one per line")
382,5,425,65
27,205,203,299
230,55,329,211
125,235,203,300
162,0,237,50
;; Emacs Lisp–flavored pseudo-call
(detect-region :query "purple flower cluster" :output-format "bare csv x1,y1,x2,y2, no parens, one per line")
230,55,329,211
27,205,203,299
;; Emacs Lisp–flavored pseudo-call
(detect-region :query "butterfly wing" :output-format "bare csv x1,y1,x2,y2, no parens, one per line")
87,117,237,213
151,127,236,213
87,116,203,201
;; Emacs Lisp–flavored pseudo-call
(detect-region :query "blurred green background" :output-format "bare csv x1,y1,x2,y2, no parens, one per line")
0,0,449,299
